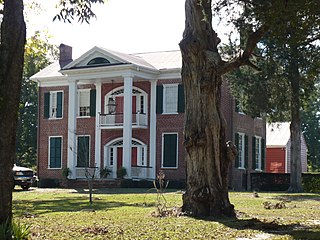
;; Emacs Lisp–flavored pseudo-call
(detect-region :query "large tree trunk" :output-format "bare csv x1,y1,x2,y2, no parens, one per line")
0,0,26,224
179,0,236,217
288,60,303,192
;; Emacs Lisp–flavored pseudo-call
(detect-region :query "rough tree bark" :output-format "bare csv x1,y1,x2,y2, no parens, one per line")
0,0,26,224
179,0,268,217
179,0,236,217
288,57,303,192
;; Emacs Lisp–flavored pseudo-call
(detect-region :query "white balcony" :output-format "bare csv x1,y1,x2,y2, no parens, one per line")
131,166,153,179
99,112,148,129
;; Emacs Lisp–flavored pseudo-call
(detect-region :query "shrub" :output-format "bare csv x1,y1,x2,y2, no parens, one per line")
0,220,30,240
38,178,60,188
303,174,320,193
100,167,112,178
116,167,127,179
62,167,71,179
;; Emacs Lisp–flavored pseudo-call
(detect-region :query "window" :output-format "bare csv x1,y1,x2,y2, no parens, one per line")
163,84,178,113
156,84,184,114
49,137,62,168
162,133,178,168
109,147,114,166
78,90,90,117
253,136,262,170
235,133,248,169
138,147,147,166
140,95,144,114
87,57,110,65
44,91,63,119
77,136,90,167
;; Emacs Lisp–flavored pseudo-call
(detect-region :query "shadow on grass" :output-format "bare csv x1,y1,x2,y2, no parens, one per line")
191,214,320,240
13,196,153,216
72,188,179,195
272,193,320,202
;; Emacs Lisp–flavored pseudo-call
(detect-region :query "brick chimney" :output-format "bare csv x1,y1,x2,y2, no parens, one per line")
59,44,73,69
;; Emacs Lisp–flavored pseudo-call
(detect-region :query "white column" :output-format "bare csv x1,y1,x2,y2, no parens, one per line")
123,75,133,178
94,81,102,177
149,80,157,179
67,79,77,179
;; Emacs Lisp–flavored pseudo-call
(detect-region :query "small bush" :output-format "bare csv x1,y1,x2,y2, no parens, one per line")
303,175,320,193
62,167,71,179
100,167,112,178
38,178,60,188
116,167,127,179
0,220,30,240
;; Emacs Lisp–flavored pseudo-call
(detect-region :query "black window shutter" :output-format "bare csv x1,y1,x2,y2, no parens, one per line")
44,92,50,119
252,136,256,170
56,92,63,118
55,137,62,168
50,137,61,168
156,85,163,114
49,138,55,167
177,84,185,113
234,133,239,168
261,138,265,171
90,89,96,117
163,134,177,167
244,135,248,168
77,136,89,167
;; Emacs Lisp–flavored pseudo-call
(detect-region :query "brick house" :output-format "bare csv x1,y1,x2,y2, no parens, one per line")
31,44,266,190
266,122,308,173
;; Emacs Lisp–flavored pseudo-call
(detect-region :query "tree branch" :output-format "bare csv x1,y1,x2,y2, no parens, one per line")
219,25,269,75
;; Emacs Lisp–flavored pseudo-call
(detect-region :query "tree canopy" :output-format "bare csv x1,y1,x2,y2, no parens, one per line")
220,0,320,191
0,0,103,226
16,31,58,168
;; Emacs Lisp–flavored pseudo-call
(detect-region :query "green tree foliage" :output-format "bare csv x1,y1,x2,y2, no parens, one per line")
15,32,58,168
218,0,320,192
0,0,102,225
54,0,104,23
301,84,320,172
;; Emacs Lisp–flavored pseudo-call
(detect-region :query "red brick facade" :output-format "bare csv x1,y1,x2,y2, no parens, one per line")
34,47,266,190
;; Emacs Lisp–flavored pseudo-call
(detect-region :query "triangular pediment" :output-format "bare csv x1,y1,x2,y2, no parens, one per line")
62,46,130,70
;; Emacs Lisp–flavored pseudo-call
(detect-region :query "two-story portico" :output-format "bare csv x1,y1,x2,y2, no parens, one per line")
32,45,184,182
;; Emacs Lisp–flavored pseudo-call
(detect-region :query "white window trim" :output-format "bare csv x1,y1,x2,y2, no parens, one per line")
48,136,63,169
103,87,148,117
161,132,179,169
163,84,179,115
137,146,147,167
108,147,115,166
76,135,91,168
77,89,91,118
255,136,262,171
49,91,63,120
237,133,245,169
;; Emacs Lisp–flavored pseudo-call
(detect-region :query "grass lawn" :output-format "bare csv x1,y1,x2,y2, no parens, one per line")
13,188,320,239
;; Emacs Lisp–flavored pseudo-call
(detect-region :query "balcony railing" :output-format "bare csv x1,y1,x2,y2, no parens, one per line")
99,112,147,128
131,165,153,179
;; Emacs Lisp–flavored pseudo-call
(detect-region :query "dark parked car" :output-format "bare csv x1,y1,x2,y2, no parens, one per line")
12,165,34,190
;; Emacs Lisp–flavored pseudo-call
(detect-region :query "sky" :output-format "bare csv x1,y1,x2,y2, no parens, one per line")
27,0,186,58
26,0,233,59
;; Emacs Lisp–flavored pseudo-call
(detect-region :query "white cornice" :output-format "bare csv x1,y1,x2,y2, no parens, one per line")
158,68,181,79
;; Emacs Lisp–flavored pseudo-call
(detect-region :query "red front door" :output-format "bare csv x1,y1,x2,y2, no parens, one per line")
117,147,137,168
117,147,123,168
131,147,137,166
